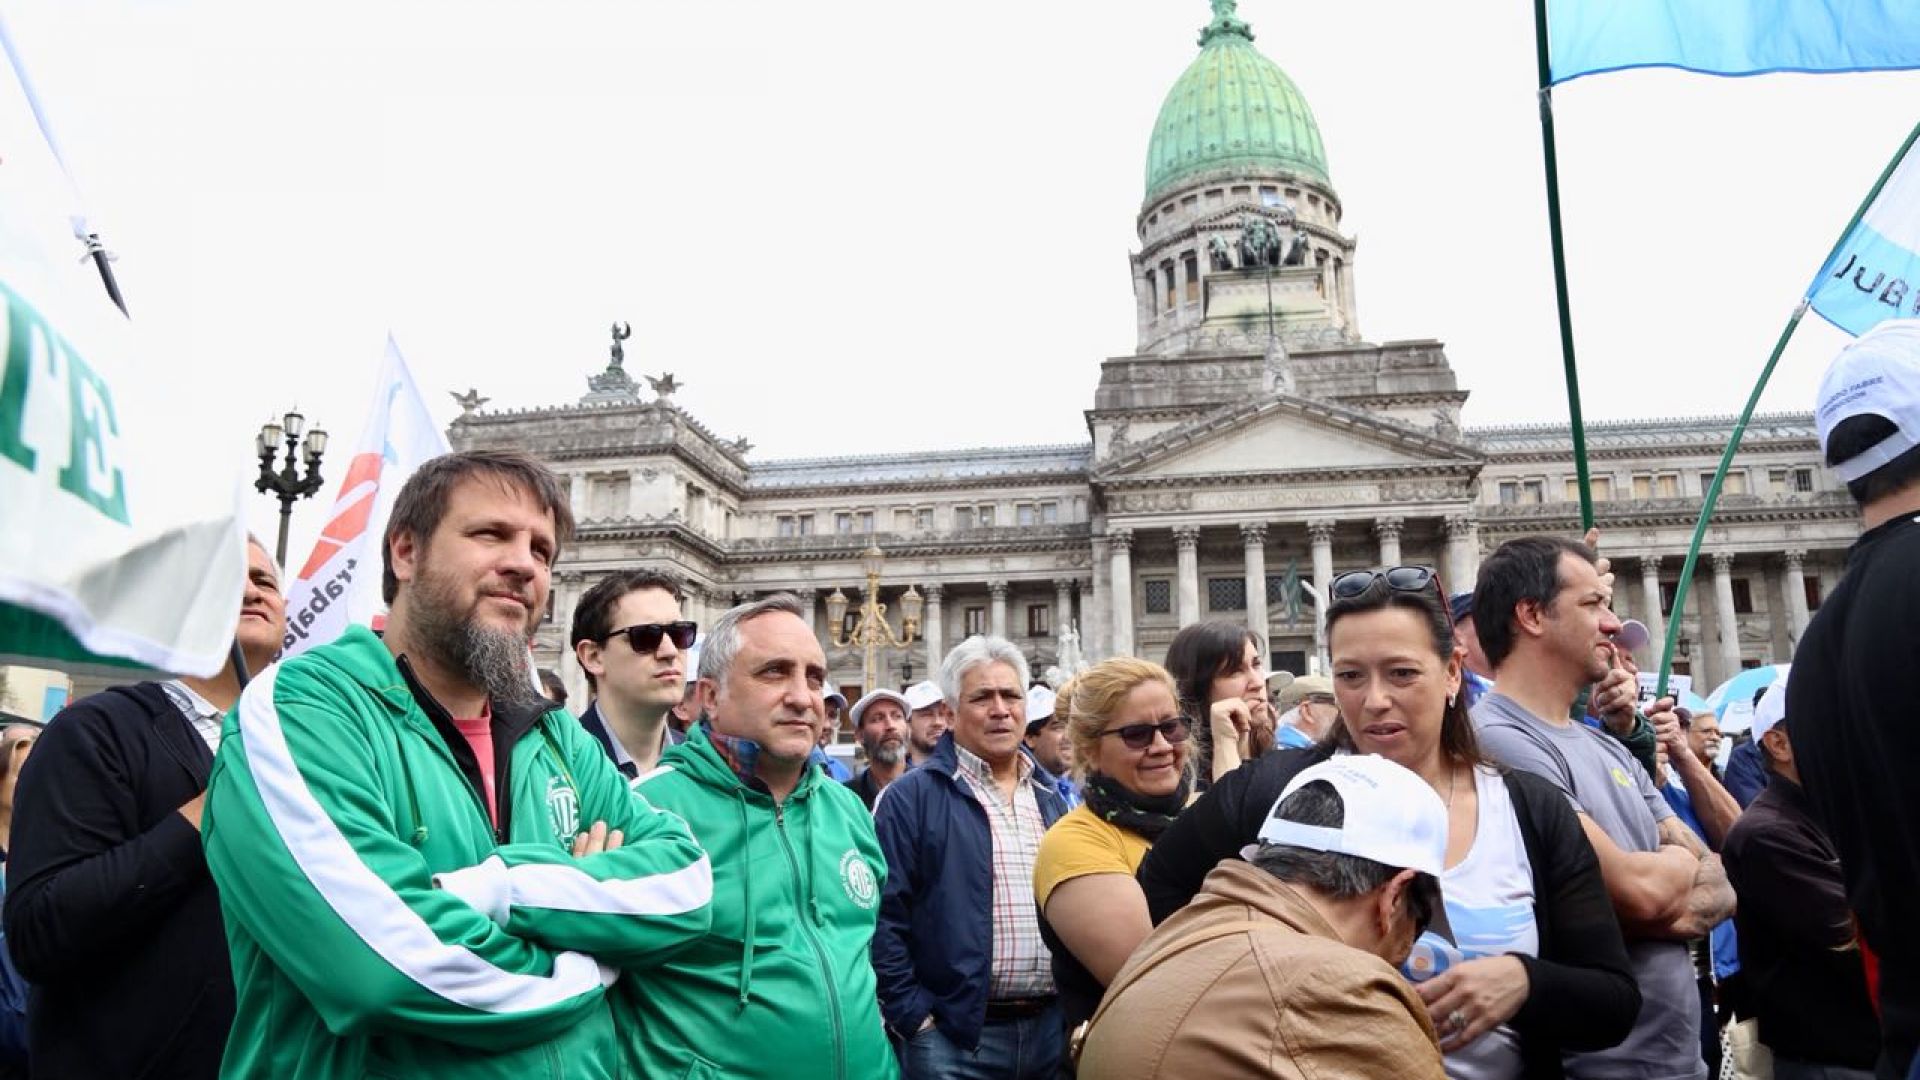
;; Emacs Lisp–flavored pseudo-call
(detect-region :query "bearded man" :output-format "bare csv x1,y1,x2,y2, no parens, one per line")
203,450,713,1080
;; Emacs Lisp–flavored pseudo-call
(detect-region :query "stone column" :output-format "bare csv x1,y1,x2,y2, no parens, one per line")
627,471,648,520
1374,516,1404,568
1087,535,1111,659
1054,579,1075,641
1783,549,1810,644
555,571,587,711
1711,552,1741,687
989,580,1009,639
569,473,588,522
923,583,945,672
1174,525,1202,626
1241,523,1270,643
1640,556,1664,651
795,587,820,644
1308,520,1336,668
1109,530,1136,657
1443,515,1477,596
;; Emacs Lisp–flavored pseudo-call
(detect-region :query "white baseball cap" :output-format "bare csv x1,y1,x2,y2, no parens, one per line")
903,680,945,712
1816,319,1920,483
850,688,911,728
1254,755,1449,878
1024,685,1057,732
1751,673,1790,743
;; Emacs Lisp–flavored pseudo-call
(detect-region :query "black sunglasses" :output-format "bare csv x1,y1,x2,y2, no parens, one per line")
603,621,698,653
1097,718,1190,751
1330,565,1440,601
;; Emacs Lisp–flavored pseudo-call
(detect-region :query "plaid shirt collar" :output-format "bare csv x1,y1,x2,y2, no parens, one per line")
953,741,1032,793
700,720,770,794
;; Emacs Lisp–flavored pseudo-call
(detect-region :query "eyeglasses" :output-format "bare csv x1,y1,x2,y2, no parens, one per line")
1330,565,1439,601
1097,718,1190,750
603,621,698,653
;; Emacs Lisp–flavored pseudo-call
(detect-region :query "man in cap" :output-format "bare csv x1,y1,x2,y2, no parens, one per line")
1022,685,1078,809
846,688,912,811
1792,318,1920,1078
1077,755,1447,1079
1724,677,1879,1078
813,685,854,781
1449,591,1496,710
570,568,694,778
1271,674,1337,750
901,679,950,768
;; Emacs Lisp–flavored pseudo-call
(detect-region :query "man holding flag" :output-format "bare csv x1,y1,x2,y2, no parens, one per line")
205,450,712,1080
1792,320,1920,1080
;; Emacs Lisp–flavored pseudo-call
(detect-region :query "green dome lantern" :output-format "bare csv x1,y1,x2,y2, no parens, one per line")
1143,0,1330,206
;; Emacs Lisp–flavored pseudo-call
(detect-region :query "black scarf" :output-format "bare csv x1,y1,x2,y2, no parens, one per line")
1082,771,1190,842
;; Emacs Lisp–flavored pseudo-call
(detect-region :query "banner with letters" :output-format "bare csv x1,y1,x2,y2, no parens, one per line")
0,19,247,677
281,337,449,656
1809,133,1920,336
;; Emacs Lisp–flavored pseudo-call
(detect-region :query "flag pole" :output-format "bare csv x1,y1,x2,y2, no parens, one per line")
1532,0,1595,531
1654,118,1920,698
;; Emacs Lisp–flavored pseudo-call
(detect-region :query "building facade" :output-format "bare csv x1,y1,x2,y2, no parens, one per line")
451,1,1856,715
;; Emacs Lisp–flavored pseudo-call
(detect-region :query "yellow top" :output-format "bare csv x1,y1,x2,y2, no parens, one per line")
1033,804,1153,909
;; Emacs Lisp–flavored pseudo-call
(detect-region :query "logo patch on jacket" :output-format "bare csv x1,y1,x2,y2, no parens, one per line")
840,849,877,909
546,776,580,844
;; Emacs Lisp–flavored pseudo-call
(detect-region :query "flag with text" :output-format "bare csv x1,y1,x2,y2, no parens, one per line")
1809,132,1920,336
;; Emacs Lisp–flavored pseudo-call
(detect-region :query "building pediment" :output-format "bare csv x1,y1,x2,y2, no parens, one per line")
1095,393,1480,482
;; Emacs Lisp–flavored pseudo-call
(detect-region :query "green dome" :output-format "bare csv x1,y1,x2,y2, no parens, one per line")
1144,1,1330,205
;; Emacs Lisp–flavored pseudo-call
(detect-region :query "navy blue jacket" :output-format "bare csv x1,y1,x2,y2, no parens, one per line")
870,731,1068,1051
1724,739,1768,808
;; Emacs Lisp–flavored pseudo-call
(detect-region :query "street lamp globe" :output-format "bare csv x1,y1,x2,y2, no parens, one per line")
826,587,849,630
860,543,886,581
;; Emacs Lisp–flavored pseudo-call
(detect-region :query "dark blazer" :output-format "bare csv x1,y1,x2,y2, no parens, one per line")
1137,746,1641,1078
870,732,1068,1052
4,684,230,1080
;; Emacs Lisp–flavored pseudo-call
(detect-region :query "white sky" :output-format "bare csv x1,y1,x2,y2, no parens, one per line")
6,0,1919,562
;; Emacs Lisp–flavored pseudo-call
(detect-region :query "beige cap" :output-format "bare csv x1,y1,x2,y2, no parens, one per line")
1274,674,1334,712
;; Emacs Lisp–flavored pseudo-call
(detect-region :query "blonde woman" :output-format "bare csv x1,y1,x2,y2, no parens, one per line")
1033,658,1192,1040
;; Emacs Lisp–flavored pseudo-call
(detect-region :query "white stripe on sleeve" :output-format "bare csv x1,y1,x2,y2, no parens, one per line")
505,855,712,918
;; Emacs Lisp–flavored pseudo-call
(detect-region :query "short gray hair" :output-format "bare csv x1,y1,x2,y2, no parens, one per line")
939,635,1030,704
1249,780,1421,899
698,593,806,685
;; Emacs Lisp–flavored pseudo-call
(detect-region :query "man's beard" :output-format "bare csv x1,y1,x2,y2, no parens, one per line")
409,563,541,712
866,738,905,766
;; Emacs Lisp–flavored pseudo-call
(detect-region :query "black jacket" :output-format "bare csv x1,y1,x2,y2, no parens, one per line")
1137,746,1641,1078
3,683,230,1080
1722,777,1879,1069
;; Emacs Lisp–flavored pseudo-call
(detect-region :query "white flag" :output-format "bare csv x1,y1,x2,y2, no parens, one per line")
281,336,449,656
1809,128,1920,336
0,15,248,678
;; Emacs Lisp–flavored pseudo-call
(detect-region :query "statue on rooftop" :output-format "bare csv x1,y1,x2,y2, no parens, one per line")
609,321,631,369
1207,234,1236,271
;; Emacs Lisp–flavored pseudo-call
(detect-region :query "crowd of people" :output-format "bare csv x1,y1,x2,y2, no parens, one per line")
0,320,1917,1079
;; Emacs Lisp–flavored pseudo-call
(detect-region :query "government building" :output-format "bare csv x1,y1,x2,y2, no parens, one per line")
449,0,1858,716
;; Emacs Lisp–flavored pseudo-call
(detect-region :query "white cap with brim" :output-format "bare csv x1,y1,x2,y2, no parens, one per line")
903,680,945,712
1025,685,1056,732
850,689,911,727
822,687,848,709
1253,755,1449,878
1751,673,1790,744
1817,319,1920,483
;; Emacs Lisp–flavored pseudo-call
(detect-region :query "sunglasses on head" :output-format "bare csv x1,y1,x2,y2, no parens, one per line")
1330,565,1439,601
603,621,698,653
1097,718,1190,750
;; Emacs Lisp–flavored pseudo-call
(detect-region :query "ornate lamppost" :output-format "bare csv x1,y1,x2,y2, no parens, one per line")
255,408,329,566
826,544,923,694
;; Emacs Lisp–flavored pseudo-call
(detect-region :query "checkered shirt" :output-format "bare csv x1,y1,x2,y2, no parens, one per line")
161,680,224,754
952,743,1056,1000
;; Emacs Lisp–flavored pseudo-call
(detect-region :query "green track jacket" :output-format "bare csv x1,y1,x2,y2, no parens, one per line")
204,625,713,1080
621,725,898,1080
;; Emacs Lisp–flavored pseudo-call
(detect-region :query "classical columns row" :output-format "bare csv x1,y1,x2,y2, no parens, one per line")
1101,514,1484,659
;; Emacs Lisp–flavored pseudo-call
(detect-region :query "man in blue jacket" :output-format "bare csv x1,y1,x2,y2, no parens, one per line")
872,636,1068,1079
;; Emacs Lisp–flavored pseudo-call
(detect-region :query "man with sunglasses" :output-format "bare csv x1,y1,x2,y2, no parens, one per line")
571,569,698,779
1079,755,1448,1079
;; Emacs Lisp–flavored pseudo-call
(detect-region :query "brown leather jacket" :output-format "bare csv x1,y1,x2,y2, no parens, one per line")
1078,860,1445,1079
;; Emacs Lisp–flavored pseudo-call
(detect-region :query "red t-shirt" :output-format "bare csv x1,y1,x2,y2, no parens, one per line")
451,707,498,828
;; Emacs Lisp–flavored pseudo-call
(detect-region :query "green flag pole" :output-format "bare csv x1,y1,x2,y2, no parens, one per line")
1531,0,1595,531
1653,118,1920,698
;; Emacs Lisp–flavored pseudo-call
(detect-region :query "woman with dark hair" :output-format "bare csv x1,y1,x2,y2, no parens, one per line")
1162,620,1275,786
1137,568,1640,1079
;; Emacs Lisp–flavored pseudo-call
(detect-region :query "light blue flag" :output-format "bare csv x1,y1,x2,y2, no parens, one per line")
1549,1,1920,84
1809,131,1920,336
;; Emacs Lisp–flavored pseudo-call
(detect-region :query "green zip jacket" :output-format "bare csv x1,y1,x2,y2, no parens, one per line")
204,625,713,1080
622,726,898,1080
